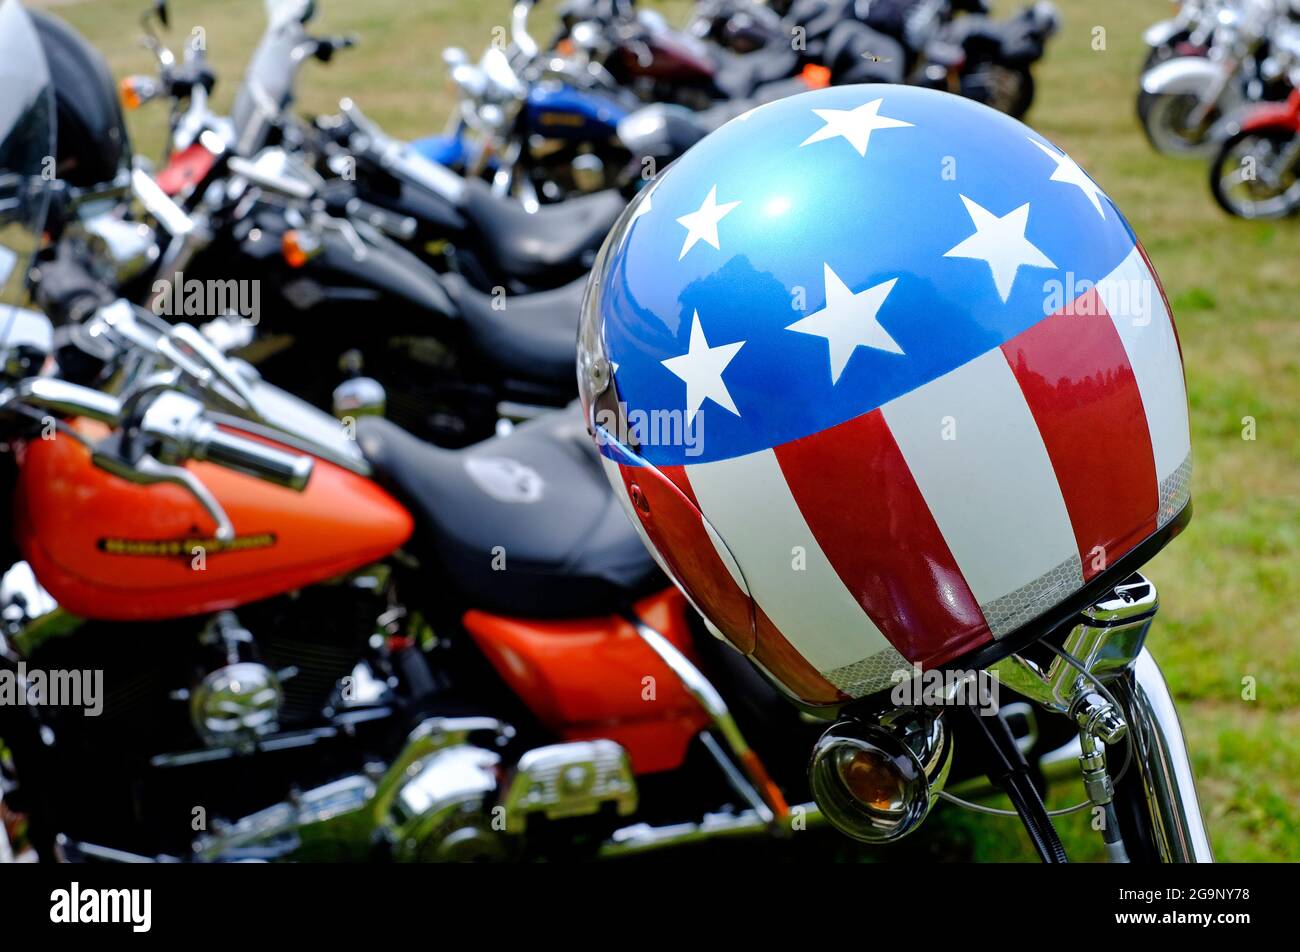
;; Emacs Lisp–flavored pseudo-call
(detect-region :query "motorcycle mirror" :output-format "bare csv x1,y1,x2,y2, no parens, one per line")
153,0,169,29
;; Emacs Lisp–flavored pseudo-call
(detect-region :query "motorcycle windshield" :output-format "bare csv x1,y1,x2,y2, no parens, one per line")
0,0,55,318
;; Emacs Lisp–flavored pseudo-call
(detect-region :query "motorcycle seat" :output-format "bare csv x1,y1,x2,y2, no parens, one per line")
442,272,583,388
710,46,800,100
459,179,624,284
356,405,662,617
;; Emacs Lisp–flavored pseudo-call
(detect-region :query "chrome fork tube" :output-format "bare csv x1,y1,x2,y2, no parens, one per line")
1111,649,1214,863
626,614,788,824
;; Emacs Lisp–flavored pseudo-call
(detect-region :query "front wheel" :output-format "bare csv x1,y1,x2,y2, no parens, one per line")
961,63,1035,119
1141,92,1218,156
1210,125,1300,219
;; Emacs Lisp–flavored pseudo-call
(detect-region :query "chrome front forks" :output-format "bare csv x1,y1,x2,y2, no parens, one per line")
1112,650,1215,862
991,573,1213,862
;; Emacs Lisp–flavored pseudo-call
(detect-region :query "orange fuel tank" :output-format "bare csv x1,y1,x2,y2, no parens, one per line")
14,423,413,621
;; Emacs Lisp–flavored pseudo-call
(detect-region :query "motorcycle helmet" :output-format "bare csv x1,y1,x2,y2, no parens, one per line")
0,0,57,575
579,85,1192,707
0,0,55,312
29,7,131,189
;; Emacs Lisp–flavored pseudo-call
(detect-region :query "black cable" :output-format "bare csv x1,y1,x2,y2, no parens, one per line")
1006,771,1069,863
958,702,1069,863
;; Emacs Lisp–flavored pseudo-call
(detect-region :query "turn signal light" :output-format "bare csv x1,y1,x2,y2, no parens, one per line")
119,76,153,111
808,710,951,843
799,64,832,90
281,229,320,268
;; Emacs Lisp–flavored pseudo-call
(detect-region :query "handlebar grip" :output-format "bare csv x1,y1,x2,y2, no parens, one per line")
200,427,314,491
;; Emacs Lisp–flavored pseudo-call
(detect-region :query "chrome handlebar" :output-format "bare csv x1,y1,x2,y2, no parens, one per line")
3,301,315,540
137,389,312,492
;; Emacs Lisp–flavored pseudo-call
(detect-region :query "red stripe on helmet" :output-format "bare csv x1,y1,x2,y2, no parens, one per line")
615,461,755,653
773,408,992,668
752,604,848,705
1001,289,1159,580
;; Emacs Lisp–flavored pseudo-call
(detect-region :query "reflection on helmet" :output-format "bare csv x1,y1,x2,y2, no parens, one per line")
579,85,1192,708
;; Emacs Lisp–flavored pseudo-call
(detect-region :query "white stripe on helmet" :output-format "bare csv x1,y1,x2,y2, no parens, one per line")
685,448,894,674
881,347,1082,637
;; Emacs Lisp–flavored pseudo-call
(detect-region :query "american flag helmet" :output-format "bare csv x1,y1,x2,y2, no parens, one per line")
578,85,1192,708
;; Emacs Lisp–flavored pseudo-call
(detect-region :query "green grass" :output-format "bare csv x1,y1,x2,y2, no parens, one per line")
34,0,1300,861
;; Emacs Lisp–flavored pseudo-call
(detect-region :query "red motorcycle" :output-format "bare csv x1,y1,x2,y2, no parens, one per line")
1,294,835,860
1210,29,1300,219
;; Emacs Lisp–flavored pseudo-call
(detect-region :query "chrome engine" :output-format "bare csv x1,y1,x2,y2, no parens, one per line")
178,613,286,749
189,717,640,862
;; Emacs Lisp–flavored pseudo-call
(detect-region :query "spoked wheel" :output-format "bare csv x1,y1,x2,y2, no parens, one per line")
1141,92,1217,156
961,63,1035,119
1210,126,1300,219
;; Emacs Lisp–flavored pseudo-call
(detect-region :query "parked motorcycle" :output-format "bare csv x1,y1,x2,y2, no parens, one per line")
0,70,796,857
420,0,903,204
1210,23,1300,216
0,6,817,861
2,154,1077,866
44,1,612,447
1140,0,1223,73
919,0,1058,118
698,0,1058,119
1139,0,1290,156
0,299,1201,863
562,0,903,104
128,0,622,290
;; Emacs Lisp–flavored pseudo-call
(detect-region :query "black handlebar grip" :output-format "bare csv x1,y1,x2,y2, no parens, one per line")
201,427,314,491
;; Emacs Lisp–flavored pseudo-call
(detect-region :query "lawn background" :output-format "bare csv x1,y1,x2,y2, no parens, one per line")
30,0,1300,861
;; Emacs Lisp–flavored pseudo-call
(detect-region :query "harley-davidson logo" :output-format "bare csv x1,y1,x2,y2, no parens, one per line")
97,533,277,558
539,111,587,127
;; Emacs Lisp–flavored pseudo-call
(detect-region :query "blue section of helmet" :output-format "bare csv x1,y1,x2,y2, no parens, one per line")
599,84,1141,467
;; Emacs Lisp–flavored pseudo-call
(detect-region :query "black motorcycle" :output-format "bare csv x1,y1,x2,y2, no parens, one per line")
36,3,601,448
702,0,1059,119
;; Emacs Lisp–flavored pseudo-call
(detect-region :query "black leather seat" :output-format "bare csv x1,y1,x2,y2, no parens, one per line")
357,405,662,617
710,46,800,100
442,272,583,388
459,180,625,285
